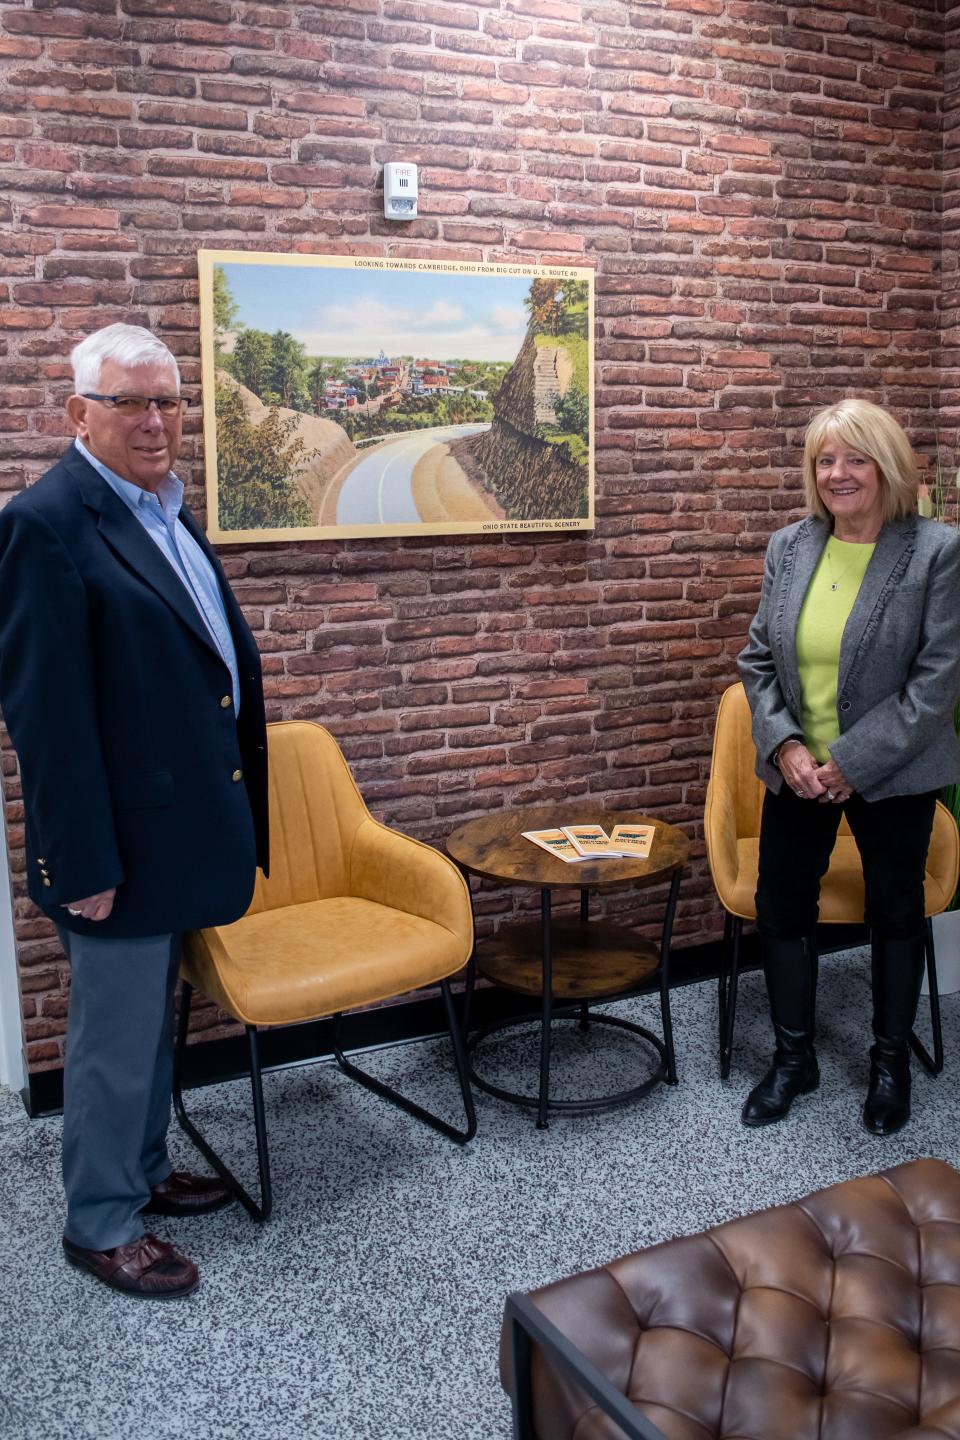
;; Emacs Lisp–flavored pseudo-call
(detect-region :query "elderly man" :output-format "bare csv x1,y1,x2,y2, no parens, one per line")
0,323,269,1298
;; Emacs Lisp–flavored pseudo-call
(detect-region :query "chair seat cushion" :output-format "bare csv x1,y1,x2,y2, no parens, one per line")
504,1159,960,1440
726,836,954,922
182,896,469,1026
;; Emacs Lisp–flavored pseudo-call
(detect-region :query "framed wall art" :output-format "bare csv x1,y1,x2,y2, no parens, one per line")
197,249,595,543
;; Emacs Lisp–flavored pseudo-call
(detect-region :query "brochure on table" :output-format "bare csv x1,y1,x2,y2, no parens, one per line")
522,823,656,864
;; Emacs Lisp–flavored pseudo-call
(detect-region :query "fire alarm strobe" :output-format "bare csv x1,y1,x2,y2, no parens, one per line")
383,162,418,220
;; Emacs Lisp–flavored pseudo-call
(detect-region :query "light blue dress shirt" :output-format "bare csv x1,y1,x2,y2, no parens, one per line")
75,439,240,711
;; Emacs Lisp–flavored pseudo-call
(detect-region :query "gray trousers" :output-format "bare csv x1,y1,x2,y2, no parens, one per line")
58,927,180,1251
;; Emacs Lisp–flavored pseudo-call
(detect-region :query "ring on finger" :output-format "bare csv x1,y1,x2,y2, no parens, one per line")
67,908,81,916
827,789,835,800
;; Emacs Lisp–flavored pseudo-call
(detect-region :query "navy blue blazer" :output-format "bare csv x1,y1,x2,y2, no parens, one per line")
0,445,269,938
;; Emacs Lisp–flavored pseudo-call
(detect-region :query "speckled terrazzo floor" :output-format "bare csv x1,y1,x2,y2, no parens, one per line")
2,946,959,1440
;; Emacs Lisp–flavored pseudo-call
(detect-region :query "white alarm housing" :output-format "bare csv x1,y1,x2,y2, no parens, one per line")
383,162,418,220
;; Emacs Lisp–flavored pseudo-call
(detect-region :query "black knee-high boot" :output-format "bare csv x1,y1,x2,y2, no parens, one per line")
862,932,926,1136
741,935,819,1127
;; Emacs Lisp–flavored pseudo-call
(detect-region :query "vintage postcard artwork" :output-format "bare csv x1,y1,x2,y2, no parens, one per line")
197,250,595,543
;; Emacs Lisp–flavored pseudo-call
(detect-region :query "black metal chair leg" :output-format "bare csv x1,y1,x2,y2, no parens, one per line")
718,912,732,1059
910,916,944,1076
245,1027,273,1213
333,978,477,1144
172,982,273,1222
719,915,742,1080
462,952,477,1037
537,888,553,1130
659,868,682,1085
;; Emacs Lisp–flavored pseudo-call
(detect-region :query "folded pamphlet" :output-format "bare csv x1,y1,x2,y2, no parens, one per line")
562,824,624,859
522,828,590,863
608,823,655,860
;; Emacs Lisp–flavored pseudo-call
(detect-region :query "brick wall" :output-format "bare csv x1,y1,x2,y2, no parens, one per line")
944,2,960,457
0,0,946,1071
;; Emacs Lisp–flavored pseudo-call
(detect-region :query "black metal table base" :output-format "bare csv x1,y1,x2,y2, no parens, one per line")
461,868,683,1129
468,1006,668,1114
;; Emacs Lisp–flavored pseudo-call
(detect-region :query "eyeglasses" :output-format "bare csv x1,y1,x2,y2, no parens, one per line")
81,393,189,416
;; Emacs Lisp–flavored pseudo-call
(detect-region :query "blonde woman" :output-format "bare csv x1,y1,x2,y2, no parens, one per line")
739,399,960,1134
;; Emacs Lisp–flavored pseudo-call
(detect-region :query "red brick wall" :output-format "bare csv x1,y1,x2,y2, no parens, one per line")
0,0,946,1071
944,2,960,459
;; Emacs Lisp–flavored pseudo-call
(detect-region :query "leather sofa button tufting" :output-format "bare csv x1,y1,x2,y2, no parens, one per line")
503,1159,960,1440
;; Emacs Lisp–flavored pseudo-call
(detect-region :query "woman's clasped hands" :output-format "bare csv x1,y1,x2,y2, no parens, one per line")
777,739,853,804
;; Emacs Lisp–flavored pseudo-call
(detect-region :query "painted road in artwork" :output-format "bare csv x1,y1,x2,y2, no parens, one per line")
336,423,490,524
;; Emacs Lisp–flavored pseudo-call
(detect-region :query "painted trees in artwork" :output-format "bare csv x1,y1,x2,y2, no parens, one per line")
211,266,311,528
214,381,310,531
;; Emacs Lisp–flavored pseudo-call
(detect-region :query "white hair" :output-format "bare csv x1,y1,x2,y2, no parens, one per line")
70,323,180,394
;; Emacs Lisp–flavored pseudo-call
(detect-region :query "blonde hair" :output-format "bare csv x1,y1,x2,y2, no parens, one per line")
801,399,918,523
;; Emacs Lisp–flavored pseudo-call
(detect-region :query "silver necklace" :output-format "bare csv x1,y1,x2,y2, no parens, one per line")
825,545,855,592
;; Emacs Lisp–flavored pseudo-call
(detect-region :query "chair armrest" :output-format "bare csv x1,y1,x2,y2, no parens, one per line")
349,816,473,950
501,1292,669,1440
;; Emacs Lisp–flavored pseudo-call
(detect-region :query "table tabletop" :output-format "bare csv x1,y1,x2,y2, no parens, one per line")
446,805,689,891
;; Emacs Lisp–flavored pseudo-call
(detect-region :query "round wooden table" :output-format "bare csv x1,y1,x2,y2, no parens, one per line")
446,806,689,1128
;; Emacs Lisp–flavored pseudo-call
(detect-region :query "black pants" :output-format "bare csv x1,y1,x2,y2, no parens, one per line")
755,786,937,940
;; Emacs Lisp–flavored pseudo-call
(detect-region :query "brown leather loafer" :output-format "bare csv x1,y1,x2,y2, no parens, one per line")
141,1170,234,1217
63,1233,199,1299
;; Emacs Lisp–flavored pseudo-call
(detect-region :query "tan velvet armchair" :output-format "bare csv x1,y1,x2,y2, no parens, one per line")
704,682,959,1078
172,720,476,1221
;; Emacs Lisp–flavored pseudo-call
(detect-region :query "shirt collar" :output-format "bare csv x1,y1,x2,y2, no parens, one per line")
74,437,183,520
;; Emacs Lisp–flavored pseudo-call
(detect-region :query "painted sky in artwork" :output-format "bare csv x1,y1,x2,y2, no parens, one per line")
221,262,531,362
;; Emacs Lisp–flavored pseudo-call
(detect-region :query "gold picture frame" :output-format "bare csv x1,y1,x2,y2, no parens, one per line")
198,249,594,543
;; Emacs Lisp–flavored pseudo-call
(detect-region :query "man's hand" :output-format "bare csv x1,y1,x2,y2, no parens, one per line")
812,758,853,804
776,739,827,800
63,887,116,922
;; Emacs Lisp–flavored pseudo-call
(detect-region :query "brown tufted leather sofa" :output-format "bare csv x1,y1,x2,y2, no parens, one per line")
501,1159,960,1440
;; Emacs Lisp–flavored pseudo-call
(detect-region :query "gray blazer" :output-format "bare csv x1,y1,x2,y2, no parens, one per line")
738,513,960,801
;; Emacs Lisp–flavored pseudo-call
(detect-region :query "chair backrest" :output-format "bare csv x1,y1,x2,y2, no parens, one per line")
245,721,369,916
704,682,960,920
929,800,960,917
706,682,854,842
706,683,764,844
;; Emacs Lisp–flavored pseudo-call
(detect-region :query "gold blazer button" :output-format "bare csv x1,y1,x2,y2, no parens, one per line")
232,768,243,782
42,877,52,887
220,695,232,708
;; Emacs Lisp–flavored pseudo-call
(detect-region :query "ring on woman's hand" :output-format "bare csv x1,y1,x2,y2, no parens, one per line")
794,788,803,797
827,789,835,800
67,908,81,916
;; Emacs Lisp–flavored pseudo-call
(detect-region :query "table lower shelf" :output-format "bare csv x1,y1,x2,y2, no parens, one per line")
474,918,660,1000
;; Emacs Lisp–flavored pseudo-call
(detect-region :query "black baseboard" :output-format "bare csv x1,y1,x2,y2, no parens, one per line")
20,925,869,1119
